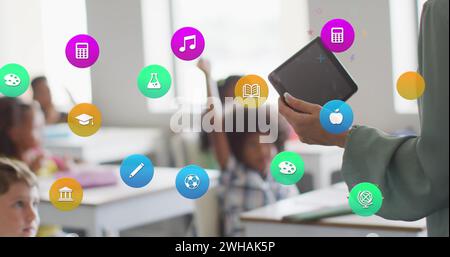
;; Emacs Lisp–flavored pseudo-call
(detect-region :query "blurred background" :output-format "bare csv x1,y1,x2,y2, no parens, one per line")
0,0,427,237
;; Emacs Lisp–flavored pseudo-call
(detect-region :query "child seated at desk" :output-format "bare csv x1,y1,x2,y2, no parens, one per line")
0,157,40,237
0,97,67,236
197,59,299,236
0,97,67,174
31,76,68,125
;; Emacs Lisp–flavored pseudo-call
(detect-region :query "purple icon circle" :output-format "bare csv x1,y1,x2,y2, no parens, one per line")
65,34,100,68
171,27,205,61
320,19,355,53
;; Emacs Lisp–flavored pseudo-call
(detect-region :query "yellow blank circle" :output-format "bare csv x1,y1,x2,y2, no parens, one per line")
396,71,426,100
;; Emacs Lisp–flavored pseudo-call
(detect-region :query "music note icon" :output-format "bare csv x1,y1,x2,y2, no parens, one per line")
179,35,196,52
171,27,204,61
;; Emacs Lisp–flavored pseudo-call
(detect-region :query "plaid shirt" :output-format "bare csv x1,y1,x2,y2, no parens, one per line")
218,156,299,236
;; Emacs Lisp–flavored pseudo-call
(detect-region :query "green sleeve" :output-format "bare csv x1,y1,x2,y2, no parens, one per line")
342,126,448,221
341,0,449,225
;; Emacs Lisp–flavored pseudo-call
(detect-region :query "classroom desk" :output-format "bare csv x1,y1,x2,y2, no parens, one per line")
38,166,219,236
285,140,344,189
43,125,168,165
241,183,427,237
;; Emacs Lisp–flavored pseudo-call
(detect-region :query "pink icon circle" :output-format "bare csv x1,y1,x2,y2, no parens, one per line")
65,34,100,68
171,27,205,61
320,19,355,53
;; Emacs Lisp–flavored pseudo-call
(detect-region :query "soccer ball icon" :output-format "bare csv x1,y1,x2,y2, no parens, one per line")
184,174,200,190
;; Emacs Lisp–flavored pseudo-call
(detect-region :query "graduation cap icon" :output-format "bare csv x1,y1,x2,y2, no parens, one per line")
75,113,94,126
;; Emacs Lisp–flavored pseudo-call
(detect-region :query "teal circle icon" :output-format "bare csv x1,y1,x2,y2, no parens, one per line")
137,64,172,98
270,151,305,185
0,63,30,97
348,182,383,217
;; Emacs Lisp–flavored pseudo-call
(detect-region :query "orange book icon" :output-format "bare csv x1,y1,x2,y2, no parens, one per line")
242,83,260,98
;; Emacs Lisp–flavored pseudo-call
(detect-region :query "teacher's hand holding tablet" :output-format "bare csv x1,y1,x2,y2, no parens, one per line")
278,93,348,148
269,37,356,148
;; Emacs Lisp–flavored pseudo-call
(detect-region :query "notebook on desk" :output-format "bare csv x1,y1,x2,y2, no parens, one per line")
282,204,353,222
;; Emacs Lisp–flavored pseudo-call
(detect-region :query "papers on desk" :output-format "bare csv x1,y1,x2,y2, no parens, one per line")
241,184,350,221
55,166,118,188
282,204,352,222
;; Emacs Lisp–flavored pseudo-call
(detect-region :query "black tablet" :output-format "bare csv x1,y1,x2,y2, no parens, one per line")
268,37,357,106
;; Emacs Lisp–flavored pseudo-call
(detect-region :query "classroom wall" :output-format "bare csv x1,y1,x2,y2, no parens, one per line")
308,0,420,133
85,0,173,128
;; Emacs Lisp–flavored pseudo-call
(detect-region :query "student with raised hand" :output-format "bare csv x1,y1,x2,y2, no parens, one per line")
197,59,298,236
197,59,242,169
278,0,448,236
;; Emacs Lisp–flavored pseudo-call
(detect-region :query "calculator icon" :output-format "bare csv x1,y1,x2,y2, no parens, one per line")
75,43,89,60
331,27,344,44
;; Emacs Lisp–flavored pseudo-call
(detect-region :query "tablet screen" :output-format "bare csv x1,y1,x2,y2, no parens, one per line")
268,37,357,106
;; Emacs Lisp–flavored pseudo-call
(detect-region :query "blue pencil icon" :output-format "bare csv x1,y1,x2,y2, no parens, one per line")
129,163,145,178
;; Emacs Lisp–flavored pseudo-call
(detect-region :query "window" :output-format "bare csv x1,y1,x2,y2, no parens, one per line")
170,0,295,107
141,0,178,113
390,0,423,114
0,0,90,110
41,0,91,111
142,0,309,113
